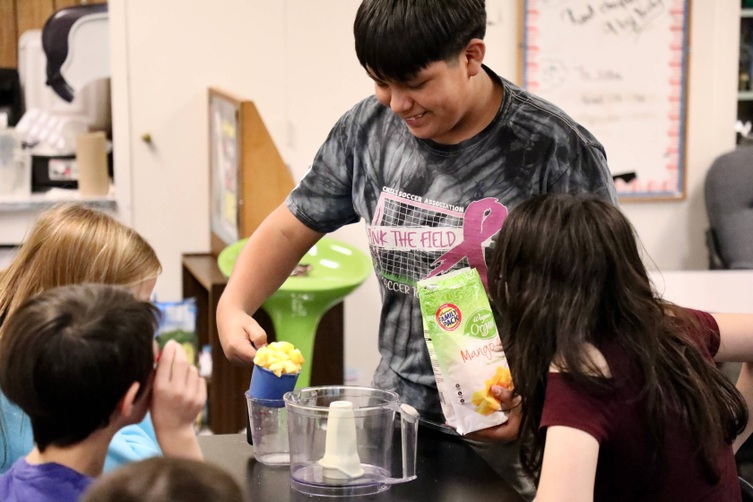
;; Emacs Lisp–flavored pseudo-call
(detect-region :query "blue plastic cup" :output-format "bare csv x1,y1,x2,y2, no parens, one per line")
249,364,299,406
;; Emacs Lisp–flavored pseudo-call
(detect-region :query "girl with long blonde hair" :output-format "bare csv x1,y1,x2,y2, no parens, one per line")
0,203,171,473
0,203,160,323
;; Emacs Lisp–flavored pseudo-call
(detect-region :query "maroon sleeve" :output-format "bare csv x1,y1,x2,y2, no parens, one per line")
683,308,721,358
540,373,610,443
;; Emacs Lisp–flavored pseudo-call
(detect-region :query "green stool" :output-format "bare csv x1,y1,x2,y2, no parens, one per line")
218,237,372,388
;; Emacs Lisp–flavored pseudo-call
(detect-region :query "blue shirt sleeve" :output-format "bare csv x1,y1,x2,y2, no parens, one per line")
1,393,162,475
0,393,33,474
103,413,162,472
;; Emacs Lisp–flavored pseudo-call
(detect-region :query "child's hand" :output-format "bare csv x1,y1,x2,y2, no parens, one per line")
217,306,268,364
464,386,522,443
151,340,207,460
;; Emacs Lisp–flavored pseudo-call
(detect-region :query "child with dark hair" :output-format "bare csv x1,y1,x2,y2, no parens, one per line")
218,2,616,498
487,193,753,501
0,284,206,502
0,203,164,473
81,457,247,502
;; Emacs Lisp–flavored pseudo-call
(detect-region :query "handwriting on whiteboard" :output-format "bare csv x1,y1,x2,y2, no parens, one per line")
561,0,665,36
524,0,689,198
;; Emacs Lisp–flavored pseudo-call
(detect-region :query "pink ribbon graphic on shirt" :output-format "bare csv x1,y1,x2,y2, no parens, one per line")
425,198,508,290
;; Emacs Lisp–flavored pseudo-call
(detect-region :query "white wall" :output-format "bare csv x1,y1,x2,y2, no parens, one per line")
110,1,741,384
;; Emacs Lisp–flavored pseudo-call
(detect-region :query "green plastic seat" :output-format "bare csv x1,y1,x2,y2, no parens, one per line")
218,237,372,388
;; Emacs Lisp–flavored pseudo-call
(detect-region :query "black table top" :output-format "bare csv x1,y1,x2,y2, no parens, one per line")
198,426,524,501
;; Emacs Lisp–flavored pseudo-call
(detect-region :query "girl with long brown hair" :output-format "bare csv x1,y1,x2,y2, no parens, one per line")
488,193,753,501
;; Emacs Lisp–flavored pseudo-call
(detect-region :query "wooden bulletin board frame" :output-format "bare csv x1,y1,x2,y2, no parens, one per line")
519,0,692,201
208,88,295,257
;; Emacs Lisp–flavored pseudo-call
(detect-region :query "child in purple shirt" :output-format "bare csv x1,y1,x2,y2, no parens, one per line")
0,284,206,502
0,459,93,502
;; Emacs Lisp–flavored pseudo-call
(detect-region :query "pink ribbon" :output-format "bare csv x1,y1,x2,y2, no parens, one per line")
426,198,508,290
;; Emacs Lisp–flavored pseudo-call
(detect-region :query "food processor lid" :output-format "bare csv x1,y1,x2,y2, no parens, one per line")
284,385,400,412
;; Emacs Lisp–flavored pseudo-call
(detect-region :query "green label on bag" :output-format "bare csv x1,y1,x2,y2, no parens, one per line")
465,309,497,339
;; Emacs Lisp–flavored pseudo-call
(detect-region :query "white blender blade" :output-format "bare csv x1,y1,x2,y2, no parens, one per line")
317,400,365,479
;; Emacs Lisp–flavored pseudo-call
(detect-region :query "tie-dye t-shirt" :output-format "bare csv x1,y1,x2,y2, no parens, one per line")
286,67,617,422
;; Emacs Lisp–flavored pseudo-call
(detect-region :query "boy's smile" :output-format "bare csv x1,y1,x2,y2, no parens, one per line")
367,40,501,145
403,111,427,127
369,58,471,144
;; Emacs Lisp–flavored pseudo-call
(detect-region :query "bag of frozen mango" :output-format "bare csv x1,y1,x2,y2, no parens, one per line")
417,267,513,435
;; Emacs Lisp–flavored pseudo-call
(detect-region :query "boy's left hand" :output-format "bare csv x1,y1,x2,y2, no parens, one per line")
464,386,522,443
151,340,207,459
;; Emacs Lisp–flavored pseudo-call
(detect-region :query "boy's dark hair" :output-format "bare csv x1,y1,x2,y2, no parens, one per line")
0,284,159,451
354,0,487,82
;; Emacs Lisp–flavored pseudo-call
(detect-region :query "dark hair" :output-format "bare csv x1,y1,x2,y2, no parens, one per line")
0,284,159,451
487,193,747,483
354,0,486,82
81,457,247,502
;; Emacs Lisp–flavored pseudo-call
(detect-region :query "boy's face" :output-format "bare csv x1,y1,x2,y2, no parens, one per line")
368,53,477,145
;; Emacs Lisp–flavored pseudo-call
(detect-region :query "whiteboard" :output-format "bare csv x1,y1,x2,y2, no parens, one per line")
522,0,690,200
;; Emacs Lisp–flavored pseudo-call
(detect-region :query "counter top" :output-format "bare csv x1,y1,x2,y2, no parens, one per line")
0,190,118,246
0,190,116,212
649,270,753,313
198,427,524,501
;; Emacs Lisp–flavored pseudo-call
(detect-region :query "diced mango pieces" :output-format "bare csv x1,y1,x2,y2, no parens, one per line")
254,341,305,377
496,367,513,390
471,390,485,406
476,395,503,416
471,366,514,415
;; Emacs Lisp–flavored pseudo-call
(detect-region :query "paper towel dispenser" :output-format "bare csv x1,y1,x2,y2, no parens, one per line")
42,3,109,103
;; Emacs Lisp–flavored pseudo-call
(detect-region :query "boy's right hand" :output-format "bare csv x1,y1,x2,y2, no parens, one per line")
151,340,207,460
216,305,268,365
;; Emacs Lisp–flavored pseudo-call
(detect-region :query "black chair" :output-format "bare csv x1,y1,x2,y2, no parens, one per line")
704,147,753,270
707,148,753,487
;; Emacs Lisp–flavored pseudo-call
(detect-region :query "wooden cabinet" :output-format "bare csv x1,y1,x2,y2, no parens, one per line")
0,0,106,69
181,253,344,434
